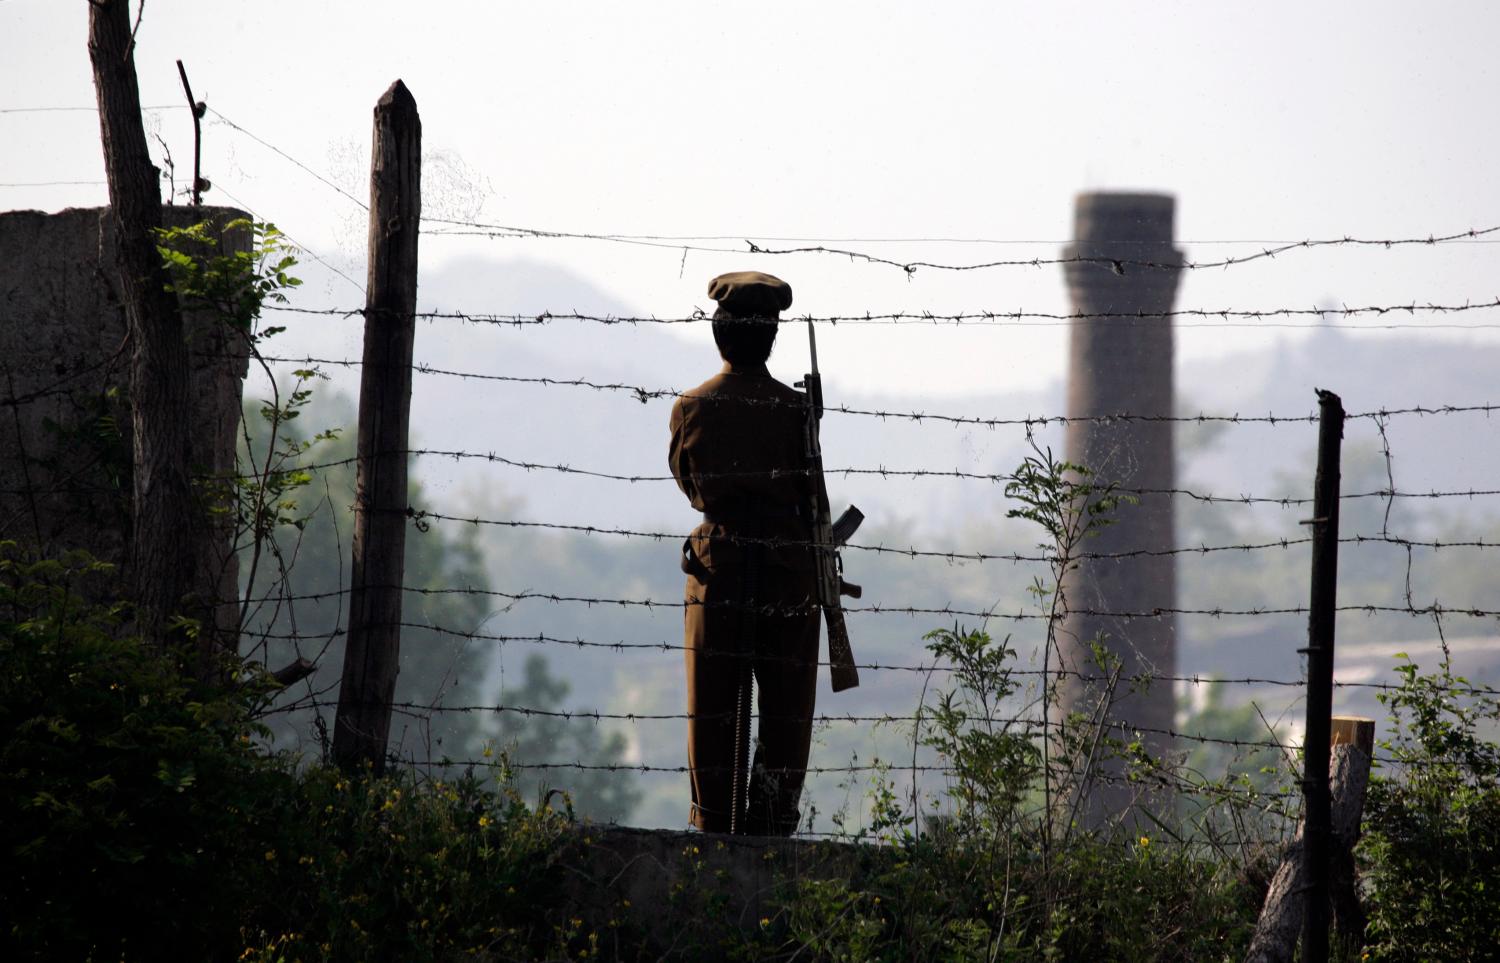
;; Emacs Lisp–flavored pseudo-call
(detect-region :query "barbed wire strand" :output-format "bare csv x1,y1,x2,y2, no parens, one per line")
260,298,1500,329
247,350,1500,432
423,218,1500,276
246,622,1500,698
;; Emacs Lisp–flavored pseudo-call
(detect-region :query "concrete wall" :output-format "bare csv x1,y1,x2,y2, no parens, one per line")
1057,192,1182,825
0,205,249,636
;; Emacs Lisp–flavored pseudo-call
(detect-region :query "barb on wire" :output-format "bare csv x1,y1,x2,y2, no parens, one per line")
395,505,1328,566
261,297,1500,329
244,625,1500,696
193,432,1500,511
419,216,1500,276
740,226,1500,275
392,755,1308,803
264,580,1500,624
254,350,1329,429
274,697,1044,730
247,351,1500,437
395,505,1500,563
272,695,1310,755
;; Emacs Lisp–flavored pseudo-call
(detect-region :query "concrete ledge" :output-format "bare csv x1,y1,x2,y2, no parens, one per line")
562,825,881,956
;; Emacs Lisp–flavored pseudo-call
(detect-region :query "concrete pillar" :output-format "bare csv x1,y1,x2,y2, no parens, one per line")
0,206,250,646
1057,192,1182,825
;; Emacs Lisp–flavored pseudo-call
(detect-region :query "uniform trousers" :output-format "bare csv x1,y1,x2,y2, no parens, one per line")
683,556,820,835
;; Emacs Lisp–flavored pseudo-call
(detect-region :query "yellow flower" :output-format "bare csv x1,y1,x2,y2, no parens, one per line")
1139,835,1150,847
482,745,494,758
264,850,276,861
478,815,491,828
759,917,770,928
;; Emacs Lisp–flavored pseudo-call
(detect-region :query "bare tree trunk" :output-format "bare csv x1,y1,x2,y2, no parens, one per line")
332,80,422,774
88,0,201,661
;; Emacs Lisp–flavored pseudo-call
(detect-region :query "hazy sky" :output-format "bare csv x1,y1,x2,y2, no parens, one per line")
4,1,1500,397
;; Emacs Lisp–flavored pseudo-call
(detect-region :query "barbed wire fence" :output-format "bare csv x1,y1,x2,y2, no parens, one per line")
5,97,1500,850
222,343,1500,846
216,350,1500,834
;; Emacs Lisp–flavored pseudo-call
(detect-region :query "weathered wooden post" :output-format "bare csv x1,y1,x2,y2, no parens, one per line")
333,80,422,773
1245,717,1374,963
1245,393,1353,963
1329,715,1376,944
1301,388,1344,963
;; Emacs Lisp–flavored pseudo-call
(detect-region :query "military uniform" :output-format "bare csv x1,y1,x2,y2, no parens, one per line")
669,272,820,835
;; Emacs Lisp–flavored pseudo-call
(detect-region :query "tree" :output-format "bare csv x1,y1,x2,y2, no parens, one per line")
88,0,204,660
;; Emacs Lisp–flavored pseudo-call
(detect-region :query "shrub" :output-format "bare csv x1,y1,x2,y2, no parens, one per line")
0,546,280,958
0,545,583,962
1359,654,1500,961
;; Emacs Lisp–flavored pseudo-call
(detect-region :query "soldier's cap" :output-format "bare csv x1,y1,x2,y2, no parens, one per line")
707,271,793,317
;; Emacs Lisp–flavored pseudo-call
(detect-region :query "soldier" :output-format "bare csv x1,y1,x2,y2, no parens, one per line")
669,271,820,836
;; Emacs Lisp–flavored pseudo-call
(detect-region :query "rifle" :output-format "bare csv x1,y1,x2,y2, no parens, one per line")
796,320,864,693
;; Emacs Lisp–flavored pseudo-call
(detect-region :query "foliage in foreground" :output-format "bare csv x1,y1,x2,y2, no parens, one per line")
767,623,1272,963
0,546,584,962
4,536,1499,961
1359,653,1500,962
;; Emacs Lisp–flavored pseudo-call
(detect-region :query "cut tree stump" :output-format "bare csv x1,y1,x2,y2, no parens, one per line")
1245,716,1376,963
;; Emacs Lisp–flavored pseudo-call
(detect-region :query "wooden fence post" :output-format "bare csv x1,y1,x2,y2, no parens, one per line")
1300,388,1344,963
1244,391,1351,963
333,80,422,774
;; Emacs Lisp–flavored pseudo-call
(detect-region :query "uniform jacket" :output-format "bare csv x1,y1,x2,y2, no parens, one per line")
668,361,815,583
